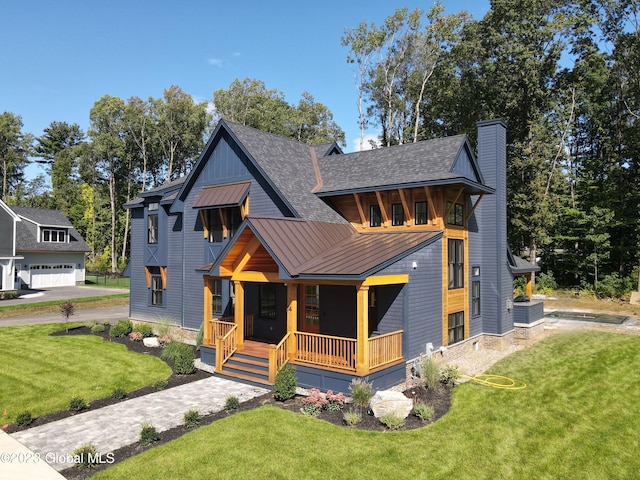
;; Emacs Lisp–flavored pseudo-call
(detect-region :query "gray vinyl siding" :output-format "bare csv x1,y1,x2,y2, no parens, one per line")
467,196,483,338
0,208,13,256
164,212,183,325
128,208,149,321
377,240,443,361
477,121,513,335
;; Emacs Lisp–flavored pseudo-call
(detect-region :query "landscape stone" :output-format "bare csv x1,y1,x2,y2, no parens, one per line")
143,337,160,347
370,390,413,419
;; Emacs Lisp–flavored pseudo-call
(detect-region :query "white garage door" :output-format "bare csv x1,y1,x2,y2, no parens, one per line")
30,264,75,288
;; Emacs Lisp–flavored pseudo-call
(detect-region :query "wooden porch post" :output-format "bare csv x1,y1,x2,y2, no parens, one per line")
234,280,245,351
203,276,212,346
287,283,297,360
356,285,370,376
525,273,533,299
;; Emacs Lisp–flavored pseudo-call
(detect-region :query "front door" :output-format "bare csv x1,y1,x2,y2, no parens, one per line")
300,285,320,333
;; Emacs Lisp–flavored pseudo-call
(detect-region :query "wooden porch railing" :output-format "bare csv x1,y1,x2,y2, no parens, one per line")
209,319,235,342
268,332,291,383
295,332,357,371
368,330,403,369
215,324,237,372
220,314,254,338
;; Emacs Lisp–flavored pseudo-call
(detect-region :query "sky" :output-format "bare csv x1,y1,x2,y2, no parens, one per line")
0,0,491,181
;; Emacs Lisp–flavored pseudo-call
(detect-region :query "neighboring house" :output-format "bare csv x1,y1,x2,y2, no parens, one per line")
0,203,90,289
125,119,542,391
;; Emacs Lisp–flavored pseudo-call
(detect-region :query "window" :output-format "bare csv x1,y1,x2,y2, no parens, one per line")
415,201,428,225
448,239,464,289
147,214,158,244
446,201,464,226
472,266,480,277
228,207,242,238
448,312,464,344
259,284,276,319
304,285,320,328
42,229,66,243
151,275,163,306
212,279,223,315
370,204,381,227
472,281,481,316
392,203,404,226
207,209,223,243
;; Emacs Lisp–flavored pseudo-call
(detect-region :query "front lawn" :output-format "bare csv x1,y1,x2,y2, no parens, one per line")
0,323,171,423
93,331,640,479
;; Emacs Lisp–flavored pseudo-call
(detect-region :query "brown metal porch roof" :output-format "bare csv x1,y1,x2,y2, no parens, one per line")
192,181,250,209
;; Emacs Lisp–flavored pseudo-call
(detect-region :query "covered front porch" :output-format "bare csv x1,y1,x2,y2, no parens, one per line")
201,278,406,388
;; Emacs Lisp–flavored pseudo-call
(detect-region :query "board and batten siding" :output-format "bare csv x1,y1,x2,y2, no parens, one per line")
0,207,15,257
128,208,153,322
164,212,184,324
180,132,294,330
377,240,443,361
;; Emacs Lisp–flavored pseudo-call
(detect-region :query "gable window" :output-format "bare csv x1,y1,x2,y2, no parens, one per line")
448,239,464,289
446,201,464,226
391,203,404,226
147,214,158,244
207,209,223,243
42,229,66,243
415,201,428,225
370,205,381,227
212,279,223,315
151,275,163,306
448,311,464,344
472,281,481,316
259,283,277,320
228,207,242,238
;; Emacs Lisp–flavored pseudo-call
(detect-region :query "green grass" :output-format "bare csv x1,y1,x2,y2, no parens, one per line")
93,331,640,479
0,295,129,318
0,323,171,423
84,275,130,289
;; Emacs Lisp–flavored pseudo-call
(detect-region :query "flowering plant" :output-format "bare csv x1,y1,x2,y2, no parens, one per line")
128,331,143,342
300,388,328,416
325,390,346,411
158,334,172,345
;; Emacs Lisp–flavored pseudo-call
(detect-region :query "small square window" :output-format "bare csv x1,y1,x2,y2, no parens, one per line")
446,201,464,226
472,266,480,276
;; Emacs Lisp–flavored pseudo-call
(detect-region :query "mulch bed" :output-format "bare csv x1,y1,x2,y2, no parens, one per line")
6,325,452,479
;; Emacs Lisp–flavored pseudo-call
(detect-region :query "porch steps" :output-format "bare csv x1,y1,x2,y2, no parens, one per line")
217,351,271,386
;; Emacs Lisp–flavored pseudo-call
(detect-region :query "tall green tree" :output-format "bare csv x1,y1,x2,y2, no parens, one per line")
0,112,32,202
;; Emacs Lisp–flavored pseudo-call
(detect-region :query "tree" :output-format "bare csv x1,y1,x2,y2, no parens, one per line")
0,112,32,202
89,95,127,273
291,92,346,146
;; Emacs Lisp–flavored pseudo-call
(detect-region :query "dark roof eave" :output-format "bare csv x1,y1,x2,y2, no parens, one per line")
315,178,494,197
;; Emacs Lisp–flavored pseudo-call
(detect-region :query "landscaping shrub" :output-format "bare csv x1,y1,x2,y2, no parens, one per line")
596,273,635,299
15,410,33,427
91,324,106,333
139,423,160,445
73,443,100,469
60,300,75,332
343,408,362,426
68,397,88,412
535,271,557,294
109,320,132,338
379,412,405,430
128,331,144,342
325,390,346,411
300,388,327,416
440,364,460,387
111,388,127,400
153,379,168,391
160,341,184,362
174,345,196,375
225,395,240,410
133,322,154,338
413,402,434,422
349,378,373,409
183,409,200,428
274,364,297,401
421,356,441,389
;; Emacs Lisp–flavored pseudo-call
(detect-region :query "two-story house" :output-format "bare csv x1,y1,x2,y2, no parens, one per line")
0,201,90,291
125,119,543,391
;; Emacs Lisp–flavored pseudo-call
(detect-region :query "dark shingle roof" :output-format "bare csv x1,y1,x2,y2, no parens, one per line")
11,207,90,253
316,135,472,194
223,121,347,224
507,247,540,274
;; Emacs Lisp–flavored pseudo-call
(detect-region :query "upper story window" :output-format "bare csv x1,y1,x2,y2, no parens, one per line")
206,207,242,243
228,208,242,238
447,201,464,226
370,204,382,227
147,214,158,244
42,229,66,243
415,201,428,225
391,204,404,226
448,238,464,289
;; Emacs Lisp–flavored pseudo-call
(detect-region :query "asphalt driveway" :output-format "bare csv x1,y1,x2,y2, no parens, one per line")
0,285,128,306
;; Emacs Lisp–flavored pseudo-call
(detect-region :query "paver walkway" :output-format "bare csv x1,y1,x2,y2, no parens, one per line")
10,377,269,472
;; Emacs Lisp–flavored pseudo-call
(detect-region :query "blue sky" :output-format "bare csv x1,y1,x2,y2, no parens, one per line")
0,0,490,181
